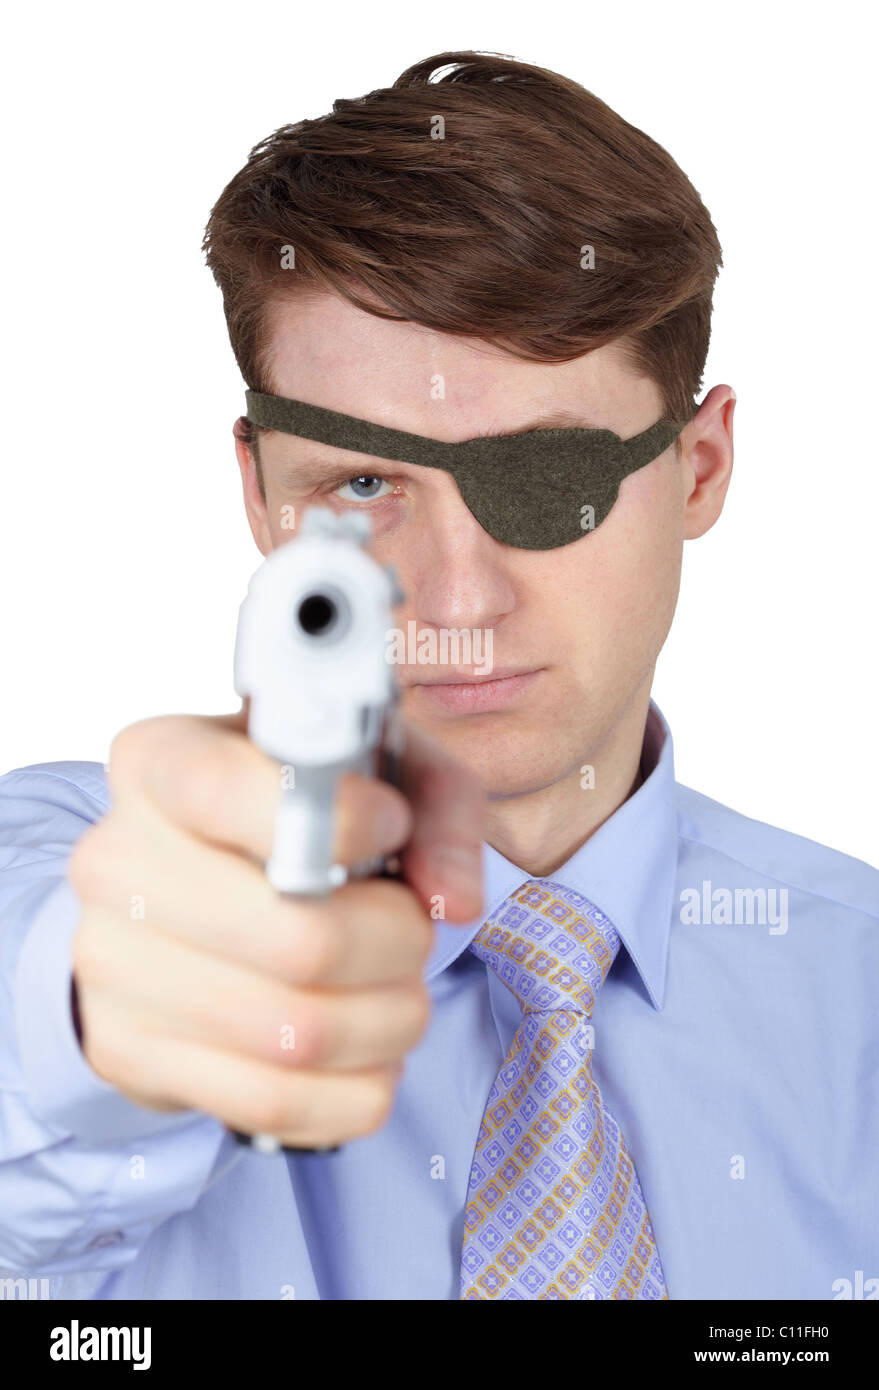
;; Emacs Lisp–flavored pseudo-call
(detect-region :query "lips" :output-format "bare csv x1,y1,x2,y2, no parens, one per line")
407,667,531,686
408,668,544,714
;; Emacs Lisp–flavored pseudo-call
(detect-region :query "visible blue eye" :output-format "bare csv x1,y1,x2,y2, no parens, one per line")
333,475,395,502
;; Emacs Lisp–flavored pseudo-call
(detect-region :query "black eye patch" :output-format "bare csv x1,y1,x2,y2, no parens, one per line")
244,391,693,550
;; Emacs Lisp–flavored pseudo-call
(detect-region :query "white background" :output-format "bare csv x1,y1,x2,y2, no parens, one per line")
1,1,876,866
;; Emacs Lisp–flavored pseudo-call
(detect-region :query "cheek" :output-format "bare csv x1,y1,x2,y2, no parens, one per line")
263,485,305,548
603,457,682,607
536,460,684,648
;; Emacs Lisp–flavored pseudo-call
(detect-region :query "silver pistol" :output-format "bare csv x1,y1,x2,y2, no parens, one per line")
231,506,405,1154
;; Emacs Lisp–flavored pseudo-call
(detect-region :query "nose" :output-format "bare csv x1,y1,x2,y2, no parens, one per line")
401,476,517,633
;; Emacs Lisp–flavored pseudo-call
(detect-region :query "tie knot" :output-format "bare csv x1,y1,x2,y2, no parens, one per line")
470,877,621,1016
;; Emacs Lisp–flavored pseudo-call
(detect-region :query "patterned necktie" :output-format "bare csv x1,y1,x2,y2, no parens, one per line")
459,878,668,1300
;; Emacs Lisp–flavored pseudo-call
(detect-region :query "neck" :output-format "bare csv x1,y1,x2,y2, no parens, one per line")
484,684,652,877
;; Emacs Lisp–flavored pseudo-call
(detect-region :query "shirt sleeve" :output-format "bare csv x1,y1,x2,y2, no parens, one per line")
0,764,239,1275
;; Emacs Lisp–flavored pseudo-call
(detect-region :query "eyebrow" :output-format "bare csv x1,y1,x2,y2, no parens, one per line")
482,408,597,437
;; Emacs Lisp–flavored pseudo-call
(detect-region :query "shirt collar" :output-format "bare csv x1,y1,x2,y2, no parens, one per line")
424,699,678,1011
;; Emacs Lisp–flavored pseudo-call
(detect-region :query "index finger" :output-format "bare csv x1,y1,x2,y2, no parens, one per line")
109,709,414,870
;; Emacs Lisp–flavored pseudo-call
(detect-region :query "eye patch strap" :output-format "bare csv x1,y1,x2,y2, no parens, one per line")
244,390,685,475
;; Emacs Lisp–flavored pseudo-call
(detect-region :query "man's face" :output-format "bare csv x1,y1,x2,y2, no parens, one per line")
237,291,729,800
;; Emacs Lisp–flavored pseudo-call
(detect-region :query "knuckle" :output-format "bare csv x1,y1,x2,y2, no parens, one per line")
335,775,410,858
108,716,176,785
368,876,432,937
400,982,432,1042
179,750,231,825
246,1075,303,1138
384,882,435,966
278,996,324,1066
387,877,425,915
71,920,110,988
67,826,112,900
283,905,344,984
351,1072,397,1137
82,1015,133,1088
409,906,435,965
110,715,213,814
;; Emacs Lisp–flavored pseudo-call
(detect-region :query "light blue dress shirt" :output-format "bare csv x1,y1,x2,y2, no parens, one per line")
0,703,876,1300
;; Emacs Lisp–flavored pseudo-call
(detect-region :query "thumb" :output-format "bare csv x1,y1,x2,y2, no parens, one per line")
397,720,485,924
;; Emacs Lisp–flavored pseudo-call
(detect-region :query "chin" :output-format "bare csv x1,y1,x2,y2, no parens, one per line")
403,701,572,796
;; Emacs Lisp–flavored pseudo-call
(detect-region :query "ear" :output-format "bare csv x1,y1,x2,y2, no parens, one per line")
233,417,273,557
681,386,736,540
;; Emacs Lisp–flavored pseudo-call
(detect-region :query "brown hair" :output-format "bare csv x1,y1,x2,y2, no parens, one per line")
203,49,722,488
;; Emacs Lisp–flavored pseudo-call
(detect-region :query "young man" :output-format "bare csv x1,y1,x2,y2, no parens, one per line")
0,50,876,1302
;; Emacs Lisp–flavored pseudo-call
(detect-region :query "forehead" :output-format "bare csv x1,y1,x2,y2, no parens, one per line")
263,291,661,444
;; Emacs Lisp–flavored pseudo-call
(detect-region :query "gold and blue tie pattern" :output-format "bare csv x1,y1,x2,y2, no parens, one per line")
460,879,668,1300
